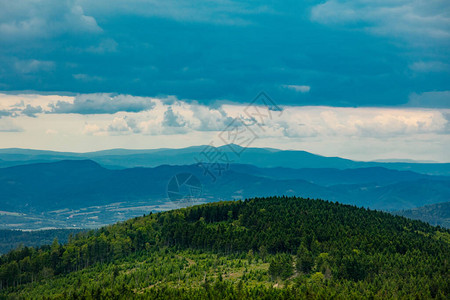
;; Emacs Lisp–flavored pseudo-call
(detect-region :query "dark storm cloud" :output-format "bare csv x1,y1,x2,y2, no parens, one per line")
50,94,155,114
0,1,449,107
407,91,450,109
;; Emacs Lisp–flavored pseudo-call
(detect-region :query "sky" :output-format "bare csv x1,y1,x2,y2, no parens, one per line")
0,0,449,161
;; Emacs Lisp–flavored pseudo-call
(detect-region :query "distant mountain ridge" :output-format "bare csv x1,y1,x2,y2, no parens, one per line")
1,147,449,229
395,202,450,228
228,164,449,186
0,145,449,175
0,229,82,254
1,160,449,215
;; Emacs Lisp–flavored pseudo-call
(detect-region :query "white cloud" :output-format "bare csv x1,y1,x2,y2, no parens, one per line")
310,0,450,45
0,110,15,118
190,104,235,131
86,38,118,54
252,106,448,139
45,129,58,135
14,59,55,74
0,118,23,132
78,0,271,25
162,106,187,128
0,0,102,42
72,74,104,82
0,94,48,118
22,104,43,117
0,93,449,162
82,99,236,136
106,116,138,135
283,84,311,93
83,123,105,136
409,61,450,73
0,93,73,112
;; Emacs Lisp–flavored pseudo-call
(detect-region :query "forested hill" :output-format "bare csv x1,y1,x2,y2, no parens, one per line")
1,197,449,299
395,202,450,228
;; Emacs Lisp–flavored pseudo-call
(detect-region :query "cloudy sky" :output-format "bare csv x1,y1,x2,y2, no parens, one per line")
0,0,449,161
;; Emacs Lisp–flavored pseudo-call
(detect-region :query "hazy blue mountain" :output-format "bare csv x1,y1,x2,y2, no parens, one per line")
394,202,450,228
0,229,82,254
228,164,448,186
0,145,449,175
0,159,58,168
1,160,449,219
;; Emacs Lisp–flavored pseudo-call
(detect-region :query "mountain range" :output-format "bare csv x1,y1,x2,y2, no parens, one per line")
0,159,449,226
0,146,449,230
0,145,449,175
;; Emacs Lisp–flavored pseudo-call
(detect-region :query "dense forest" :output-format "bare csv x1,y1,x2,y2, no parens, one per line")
1,196,449,299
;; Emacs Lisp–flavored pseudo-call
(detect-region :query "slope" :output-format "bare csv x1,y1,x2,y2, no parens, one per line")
1,197,449,299
0,161,449,216
395,202,450,228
